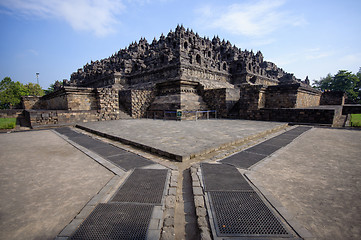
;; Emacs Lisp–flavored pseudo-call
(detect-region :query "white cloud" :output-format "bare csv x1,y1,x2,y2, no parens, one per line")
304,48,334,60
196,0,306,38
0,0,125,37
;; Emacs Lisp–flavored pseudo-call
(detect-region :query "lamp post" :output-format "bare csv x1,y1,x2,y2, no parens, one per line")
36,72,39,85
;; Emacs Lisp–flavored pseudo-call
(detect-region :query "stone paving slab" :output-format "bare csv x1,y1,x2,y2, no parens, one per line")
0,130,114,240
77,119,287,161
247,128,361,240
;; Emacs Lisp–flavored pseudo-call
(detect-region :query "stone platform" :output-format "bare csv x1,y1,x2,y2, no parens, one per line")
77,119,288,161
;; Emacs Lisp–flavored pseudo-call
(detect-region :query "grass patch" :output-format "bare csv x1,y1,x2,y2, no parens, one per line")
350,114,361,127
0,118,16,129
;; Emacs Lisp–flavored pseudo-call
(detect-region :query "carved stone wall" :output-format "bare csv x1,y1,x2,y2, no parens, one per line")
119,89,156,118
131,90,156,118
96,88,120,121
238,85,267,118
24,110,99,128
202,88,240,118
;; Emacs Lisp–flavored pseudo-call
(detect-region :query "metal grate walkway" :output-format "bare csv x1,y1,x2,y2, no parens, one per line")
54,127,153,170
201,163,296,238
111,168,169,205
69,203,153,240
221,126,311,169
55,128,170,239
69,169,169,240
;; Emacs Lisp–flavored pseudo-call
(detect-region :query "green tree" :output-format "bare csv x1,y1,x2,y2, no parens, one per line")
23,82,44,96
313,69,361,103
0,77,44,109
44,80,63,95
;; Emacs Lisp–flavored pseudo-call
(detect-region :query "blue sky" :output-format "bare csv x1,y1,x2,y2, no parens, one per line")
0,0,360,89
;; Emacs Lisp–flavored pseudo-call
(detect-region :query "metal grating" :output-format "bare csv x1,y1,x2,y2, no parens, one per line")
54,127,82,138
90,144,129,157
201,163,253,191
70,135,105,149
111,169,168,204
220,151,266,169
69,203,153,240
272,133,299,141
285,126,311,135
262,137,293,147
244,143,282,156
107,153,153,171
209,191,290,237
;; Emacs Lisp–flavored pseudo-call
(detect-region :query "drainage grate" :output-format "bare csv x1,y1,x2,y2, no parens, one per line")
272,133,299,141
209,191,290,237
201,163,253,191
70,135,105,149
244,143,282,156
220,151,266,169
90,144,129,157
107,153,153,171
69,203,153,240
111,169,168,204
285,126,312,135
262,137,293,147
54,127,82,138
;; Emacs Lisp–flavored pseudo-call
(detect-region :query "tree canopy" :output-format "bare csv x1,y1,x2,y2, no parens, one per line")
0,77,44,109
313,69,361,103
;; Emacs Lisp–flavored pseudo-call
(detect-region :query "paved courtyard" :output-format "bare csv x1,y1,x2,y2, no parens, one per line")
247,127,361,239
0,120,360,240
0,130,114,240
78,119,287,161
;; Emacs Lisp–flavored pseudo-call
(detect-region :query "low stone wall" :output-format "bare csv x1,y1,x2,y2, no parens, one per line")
0,109,29,127
320,91,346,105
242,108,335,125
22,96,47,109
265,84,321,109
24,110,99,128
0,109,23,118
342,104,361,115
22,87,98,110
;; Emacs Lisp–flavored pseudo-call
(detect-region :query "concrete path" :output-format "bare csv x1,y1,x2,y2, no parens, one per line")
78,119,287,161
0,130,114,240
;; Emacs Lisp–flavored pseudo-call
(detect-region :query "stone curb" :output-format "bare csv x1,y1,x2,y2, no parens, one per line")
160,169,178,240
190,163,212,240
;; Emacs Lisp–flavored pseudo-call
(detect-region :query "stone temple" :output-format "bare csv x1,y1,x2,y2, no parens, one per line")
21,25,345,127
